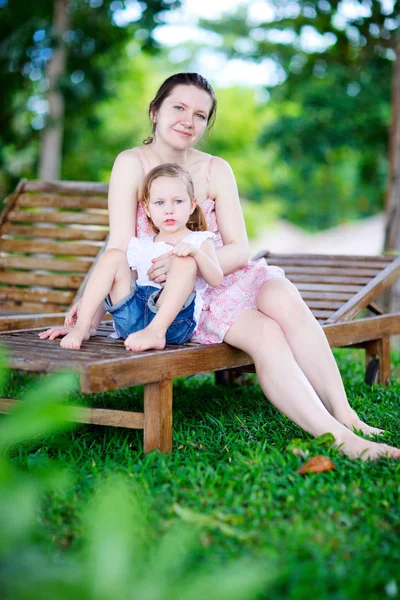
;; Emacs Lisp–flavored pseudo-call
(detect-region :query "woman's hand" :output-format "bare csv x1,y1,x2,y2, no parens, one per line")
39,325,74,340
65,298,81,326
39,325,96,342
147,252,174,286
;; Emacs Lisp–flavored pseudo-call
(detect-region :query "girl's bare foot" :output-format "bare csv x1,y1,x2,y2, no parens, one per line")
60,327,91,350
125,326,166,352
335,430,400,461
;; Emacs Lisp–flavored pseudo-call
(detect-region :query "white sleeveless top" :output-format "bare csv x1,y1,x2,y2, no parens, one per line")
127,231,215,330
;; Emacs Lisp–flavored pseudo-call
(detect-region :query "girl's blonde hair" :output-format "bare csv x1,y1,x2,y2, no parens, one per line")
142,163,208,233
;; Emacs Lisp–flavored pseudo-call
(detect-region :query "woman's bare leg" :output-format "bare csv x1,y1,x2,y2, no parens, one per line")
224,309,400,460
256,278,383,435
125,256,196,352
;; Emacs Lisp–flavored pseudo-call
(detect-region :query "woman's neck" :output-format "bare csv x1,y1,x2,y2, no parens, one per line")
148,139,193,167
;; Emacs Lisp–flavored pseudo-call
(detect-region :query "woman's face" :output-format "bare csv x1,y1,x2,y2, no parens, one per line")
152,85,213,149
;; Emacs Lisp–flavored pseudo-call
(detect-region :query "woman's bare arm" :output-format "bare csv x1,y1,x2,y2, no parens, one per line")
107,149,144,252
64,150,144,326
209,157,249,274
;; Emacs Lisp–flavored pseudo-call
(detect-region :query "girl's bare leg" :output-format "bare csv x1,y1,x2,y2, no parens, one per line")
256,278,383,436
224,309,400,460
62,249,132,349
125,256,197,352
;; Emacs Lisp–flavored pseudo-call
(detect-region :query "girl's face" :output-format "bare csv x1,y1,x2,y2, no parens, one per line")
152,85,213,149
145,175,196,234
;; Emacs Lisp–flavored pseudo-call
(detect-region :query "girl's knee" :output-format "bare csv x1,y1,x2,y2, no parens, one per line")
100,248,127,267
171,255,197,274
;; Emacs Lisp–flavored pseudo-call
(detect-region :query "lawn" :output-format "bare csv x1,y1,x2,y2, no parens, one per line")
1,348,400,599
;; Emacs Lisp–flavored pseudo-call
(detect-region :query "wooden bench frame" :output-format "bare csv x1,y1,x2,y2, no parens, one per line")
1,310,400,453
2,177,400,452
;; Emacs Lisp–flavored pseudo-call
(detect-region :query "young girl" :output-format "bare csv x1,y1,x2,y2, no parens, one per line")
39,163,223,351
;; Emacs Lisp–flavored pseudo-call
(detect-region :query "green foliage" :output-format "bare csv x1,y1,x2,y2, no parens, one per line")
0,0,181,195
0,359,271,600
200,0,399,229
1,348,400,599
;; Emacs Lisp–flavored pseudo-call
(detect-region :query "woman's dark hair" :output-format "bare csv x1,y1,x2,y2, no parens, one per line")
142,163,207,233
143,73,217,145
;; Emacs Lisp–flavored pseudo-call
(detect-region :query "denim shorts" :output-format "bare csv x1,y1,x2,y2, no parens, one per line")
103,279,196,344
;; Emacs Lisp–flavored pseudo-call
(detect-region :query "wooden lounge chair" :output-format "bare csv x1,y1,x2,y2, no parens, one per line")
1,249,400,454
0,179,109,329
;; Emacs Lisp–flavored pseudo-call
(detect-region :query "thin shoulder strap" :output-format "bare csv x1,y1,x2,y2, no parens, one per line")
206,155,214,198
133,149,146,176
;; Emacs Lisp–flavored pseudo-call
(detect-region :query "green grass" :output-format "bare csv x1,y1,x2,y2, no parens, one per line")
3,348,400,599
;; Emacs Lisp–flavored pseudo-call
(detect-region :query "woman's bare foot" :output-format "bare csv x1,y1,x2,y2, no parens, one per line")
340,409,385,436
60,327,91,350
125,326,166,352
335,430,400,460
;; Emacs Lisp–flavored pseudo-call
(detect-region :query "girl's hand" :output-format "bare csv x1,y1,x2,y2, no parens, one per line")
169,241,199,258
65,298,81,326
147,252,174,286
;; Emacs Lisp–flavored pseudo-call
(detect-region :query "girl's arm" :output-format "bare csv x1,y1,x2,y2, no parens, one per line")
194,240,223,287
208,157,249,275
170,239,223,287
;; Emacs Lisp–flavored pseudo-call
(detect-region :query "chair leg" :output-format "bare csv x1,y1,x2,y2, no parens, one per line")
365,338,391,386
143,380,173,454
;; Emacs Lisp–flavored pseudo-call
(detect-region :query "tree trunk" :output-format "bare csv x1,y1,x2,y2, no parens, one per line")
383,32,400,312
39,0,70,181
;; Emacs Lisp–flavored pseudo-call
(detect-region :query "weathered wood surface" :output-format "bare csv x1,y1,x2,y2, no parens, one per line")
0,398,144,429
0,178,109,317
257,252,400,323
23,180,108,195
2,314,400,393
144,381,173,453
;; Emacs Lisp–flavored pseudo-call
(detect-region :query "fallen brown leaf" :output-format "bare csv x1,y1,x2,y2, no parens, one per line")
297,455,336,475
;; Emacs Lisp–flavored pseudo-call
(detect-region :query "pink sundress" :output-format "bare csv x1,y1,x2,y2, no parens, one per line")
135,153,286,344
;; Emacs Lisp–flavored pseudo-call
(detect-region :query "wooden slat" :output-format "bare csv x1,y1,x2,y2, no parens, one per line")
0,180,27,228
1,224,108,241
306,300,344,310
0,287,74,304
257,251,396,264
326,256,400,323
8,211,109,226
265,257,392,269
309,310,335,318
282,266,381,277
287,274,371,285
0,272,83,289
0,301,68,313
1,256,93,272
296,283,364,293
0,239,102,257
17,193,108,210
0,398,144,429
23,180,108,195
0,313,66,331
299,290,354,301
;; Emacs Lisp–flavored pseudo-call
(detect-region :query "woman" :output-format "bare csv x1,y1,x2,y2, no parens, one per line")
68,72,400,460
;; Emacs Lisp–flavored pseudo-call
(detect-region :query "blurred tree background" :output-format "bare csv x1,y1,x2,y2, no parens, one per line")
1,0,399,232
